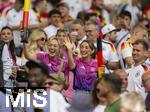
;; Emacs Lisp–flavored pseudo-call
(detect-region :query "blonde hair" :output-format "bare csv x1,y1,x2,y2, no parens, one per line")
121,92,145,112
27,29,47,54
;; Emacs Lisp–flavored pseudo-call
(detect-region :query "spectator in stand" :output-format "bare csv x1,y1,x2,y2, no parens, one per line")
98,74,122,112
87,0,110,27
5,0,41,48
92,78,107,112
113,69,128,94
116,10,132,42
127,39,150,99
44,73,69,112
32,0,48,23
56,2,73,23
128,23,148,43
114,11,134,69
17,29,48,66
101,24,119,73
0,26,17,87
84,12,97,25
142,0,150,21
70,19,87,46
27,29,47,55
24,37,69,89
84,22,99,47
65,39,97,91
142,71,150,112
117,0,141,28
56,28,70,59
120,92,145,112
44,9,63,38
14,60,49,112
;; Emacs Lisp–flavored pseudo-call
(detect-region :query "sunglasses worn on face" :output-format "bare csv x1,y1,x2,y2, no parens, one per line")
40,38,47,42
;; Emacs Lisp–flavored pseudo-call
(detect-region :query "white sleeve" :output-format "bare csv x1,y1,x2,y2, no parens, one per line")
50,90,69,112
29,10,39,25
110,44,119,62
2,45,13,81
121,42,133,59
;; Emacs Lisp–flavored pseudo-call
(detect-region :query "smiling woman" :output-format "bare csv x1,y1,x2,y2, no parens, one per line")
0,26,17,87
23,37,69,89
65,39,97,91
26,29,47,55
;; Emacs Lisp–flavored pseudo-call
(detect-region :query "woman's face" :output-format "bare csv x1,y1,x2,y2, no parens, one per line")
0,28,13,43
37,33,47,48
56,32,67,44
47,39,60,58
80,42,93,59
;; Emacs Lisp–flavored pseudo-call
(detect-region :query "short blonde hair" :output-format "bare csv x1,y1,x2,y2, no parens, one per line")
121,92,145,112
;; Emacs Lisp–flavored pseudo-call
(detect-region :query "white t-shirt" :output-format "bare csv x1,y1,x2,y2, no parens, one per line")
2,44,13,81
44,89,69,112
117,41,133,69
6,8,39,47
117,29,131,43
102,40,119,73
126,65,150,99
93,104,106,112
44,25,59,38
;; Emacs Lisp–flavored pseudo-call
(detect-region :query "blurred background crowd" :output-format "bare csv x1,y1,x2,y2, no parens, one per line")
0,0,149,112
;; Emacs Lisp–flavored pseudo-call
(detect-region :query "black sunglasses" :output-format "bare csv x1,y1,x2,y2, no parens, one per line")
40,38,47,41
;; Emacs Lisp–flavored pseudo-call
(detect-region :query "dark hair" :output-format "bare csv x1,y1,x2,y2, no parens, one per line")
56,2,69,9
133,39,149,51
1,26,16,62
72,19,84,26
15,0,24,5
48,9,61,17
76,11,87,22
92,78,102,106
102,74,122,94
80,39,96,59
85,12,97,21
119,10,132,20
34,0,46,6
26,60,49,76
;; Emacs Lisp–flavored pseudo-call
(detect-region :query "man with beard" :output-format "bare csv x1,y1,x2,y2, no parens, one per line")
100,24,119,73
97,74,122,112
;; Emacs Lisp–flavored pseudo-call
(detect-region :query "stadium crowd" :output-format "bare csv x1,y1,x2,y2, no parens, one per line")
0,0,149,112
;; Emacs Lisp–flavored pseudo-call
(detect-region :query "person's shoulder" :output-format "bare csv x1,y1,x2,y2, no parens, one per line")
44,25,56,30
50,89,65,99
102,40,115,47
141,64,150,72
7,8,15,13
102,40,112,45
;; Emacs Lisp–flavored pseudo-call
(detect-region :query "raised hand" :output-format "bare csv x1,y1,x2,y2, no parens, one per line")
63,38,72,50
